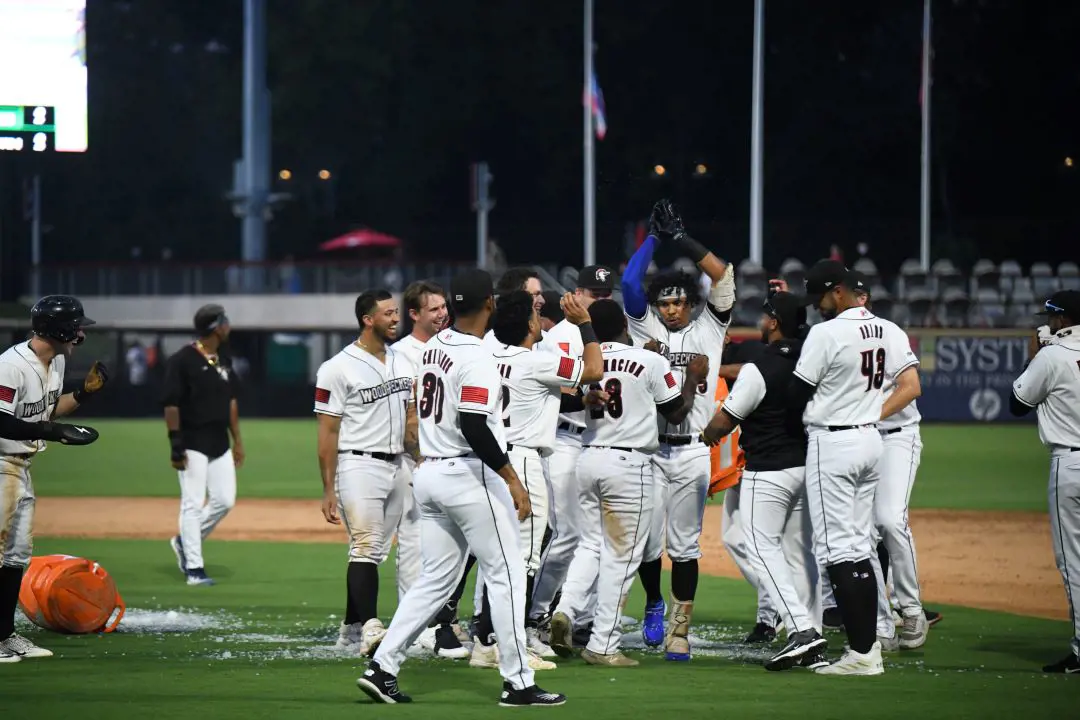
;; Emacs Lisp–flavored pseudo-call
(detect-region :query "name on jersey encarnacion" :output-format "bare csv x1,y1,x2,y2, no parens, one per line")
603,358,645,377
20,389,61,418
666,351,702,368
421,349,454,373
358,377,413,404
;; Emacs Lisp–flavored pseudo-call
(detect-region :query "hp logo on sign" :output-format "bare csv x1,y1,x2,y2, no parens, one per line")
968,388,1001,421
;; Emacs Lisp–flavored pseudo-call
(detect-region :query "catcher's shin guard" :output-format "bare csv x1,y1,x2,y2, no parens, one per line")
664,598,694,661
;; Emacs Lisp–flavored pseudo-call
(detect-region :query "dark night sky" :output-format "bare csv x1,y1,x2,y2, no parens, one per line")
1,0,1078,293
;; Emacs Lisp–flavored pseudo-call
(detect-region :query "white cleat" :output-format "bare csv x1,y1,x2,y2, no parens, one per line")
0,634,53,659
469,637,500,669
877,633,900,653
1,646,22,663
415,626,438,654
335,621,364,652
359,618,387,657
815,642,884,676
899,611,929,650
528,650,557,671
526,626,557,659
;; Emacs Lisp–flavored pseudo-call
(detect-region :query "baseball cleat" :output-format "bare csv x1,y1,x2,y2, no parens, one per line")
434,624,470,659
0,633,53,659
336,621,364,651
0,647,21,664
1042,653,1080,674
528,650,557,671
743,621,777,644
527,626,557,658
582,648,639,667
359,618,387,657
572,623,593,648
499,682,566,707
924,609,943,627
664,600,694,661
898,612,929,650
469,637,500,668
877,633,900,653
798,651,830,671
185,568,215,586
764,629,827,671
170,536,187,574
548,612,575,658
642,599,665,647
815,641,885,676
356,662,412,704
822,606,844,631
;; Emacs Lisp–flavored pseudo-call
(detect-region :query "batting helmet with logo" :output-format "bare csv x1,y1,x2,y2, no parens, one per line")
30,295,95,344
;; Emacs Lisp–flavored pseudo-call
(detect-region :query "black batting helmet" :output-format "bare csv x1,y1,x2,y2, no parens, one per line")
31,295,95,344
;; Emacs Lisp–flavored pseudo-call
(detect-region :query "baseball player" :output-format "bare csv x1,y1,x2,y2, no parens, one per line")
483,267,545,351
356,269,565,707
527,265,615,642
620,199,734,660
389,281,468,659
538,290,564,332
844,275,929,652
790,260,919,676
547,299,704,666
702,292,826,671
164,304,243,587
1,295,108,663
469,289,602,665
1010,290,1080,674
315,290,418,657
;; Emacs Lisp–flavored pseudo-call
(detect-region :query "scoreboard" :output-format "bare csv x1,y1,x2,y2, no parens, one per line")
0,105,58,153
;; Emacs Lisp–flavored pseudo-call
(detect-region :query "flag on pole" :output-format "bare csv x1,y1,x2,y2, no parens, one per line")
589,72,607,140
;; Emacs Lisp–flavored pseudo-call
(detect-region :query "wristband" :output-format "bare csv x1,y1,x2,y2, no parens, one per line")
72,388,89,404
168,429,185,452
578,322,598,345
674,233,709,264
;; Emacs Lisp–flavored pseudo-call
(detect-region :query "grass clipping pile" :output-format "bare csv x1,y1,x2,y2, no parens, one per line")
35,497,1067,622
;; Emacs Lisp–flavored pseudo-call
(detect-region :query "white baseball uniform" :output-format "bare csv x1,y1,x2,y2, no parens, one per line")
626,304,729,566
1012,325,1080,659
314,343,414,568
554,342,678,655
795,307,918,567
372,328,534,691
869,321,925,638
0,342,65,569
388,333,427,600
529,319,589,623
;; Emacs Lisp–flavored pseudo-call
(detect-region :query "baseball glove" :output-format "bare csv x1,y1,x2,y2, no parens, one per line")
83,361,109,393
41,421,100,446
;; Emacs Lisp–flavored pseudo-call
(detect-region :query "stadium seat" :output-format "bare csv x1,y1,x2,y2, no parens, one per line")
872,296,895,321
734,296,763,326
898,259,929,299
1031,262,1058,297
942,288,971,328
971,259,1000,293
779,257,805,293
906,289,935,327
852,257,880,287
972,288,1007,328
1058,261,1080,291
998,259,1023,293
931,259,964,295
737,259,767,295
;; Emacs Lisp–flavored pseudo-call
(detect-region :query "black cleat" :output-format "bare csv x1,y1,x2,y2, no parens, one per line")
1043,653,1080,674
822,606,844,631
572,622,594,648
798,650,830,671
499,682,567,707
764,629,828,671
744,621,777,644
356,662,412,704
434,624,470,659
924,609,942,627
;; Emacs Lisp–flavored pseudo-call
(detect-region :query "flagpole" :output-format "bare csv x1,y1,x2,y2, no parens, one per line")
919,0,932,271
583,0,596,267
749,0,765,266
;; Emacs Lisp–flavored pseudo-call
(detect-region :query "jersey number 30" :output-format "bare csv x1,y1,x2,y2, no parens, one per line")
418,373,445,423
589,378,624,419
860,349,886,391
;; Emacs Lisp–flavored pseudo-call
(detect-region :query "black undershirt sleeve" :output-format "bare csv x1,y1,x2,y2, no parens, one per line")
788,375,817,427
656,396,685,423
460,411,510,473
559,393,585,413
1009,391,1033,417
0,412,49,441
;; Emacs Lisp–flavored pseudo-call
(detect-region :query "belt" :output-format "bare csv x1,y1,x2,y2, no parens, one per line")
827,425,875,432
506,443,540,453
557,422,585,435
883,428,903,435
427,453,474,461
584,445,635,453
659,434,695,446
340,450,399,463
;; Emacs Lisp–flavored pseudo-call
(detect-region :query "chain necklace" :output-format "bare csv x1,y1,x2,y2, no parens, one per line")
194,340,218,367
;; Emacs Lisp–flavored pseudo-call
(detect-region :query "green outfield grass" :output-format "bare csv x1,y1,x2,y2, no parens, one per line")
31,420,1051,511
0,538,1073,719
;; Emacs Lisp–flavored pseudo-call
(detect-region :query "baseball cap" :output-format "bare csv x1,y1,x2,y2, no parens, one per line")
848,270,871,296
539,290,564,322
450,268,494,314
577,265,615,294
763,291,807,337
194,304,228,334
803,259,855,305
1036,290,1080,321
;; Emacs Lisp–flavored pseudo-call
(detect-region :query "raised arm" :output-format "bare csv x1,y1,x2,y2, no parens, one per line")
621,234,658,320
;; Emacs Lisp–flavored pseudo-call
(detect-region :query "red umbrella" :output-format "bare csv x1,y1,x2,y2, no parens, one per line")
319,228,402,252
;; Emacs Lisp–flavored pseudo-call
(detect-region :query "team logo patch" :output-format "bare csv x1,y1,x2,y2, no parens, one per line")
314,387,331,404
0,386,14,403
595,268,610,283
558,342,571,355
461,385,489,405
664,372,677,388
556,357,576,380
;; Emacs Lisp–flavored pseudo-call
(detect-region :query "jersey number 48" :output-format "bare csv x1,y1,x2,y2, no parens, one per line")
860,349,886,391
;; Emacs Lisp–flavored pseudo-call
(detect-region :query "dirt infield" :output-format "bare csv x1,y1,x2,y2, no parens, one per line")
33,497,1067,621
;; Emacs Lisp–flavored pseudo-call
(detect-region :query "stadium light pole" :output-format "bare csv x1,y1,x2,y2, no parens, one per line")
919,0,932,271
241,0,269,288
749,0,764,267
583,0,596,267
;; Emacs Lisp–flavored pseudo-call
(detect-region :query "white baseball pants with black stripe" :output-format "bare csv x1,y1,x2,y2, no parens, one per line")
529,431,582,621
0,456,34,568
805,427,883,567
554,447,654,656
742,466,821,635
1049,448,1080,658
722,481,781,626
373,457,534,690
335,453,405,566
395,456,421,602
177,450,237,570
